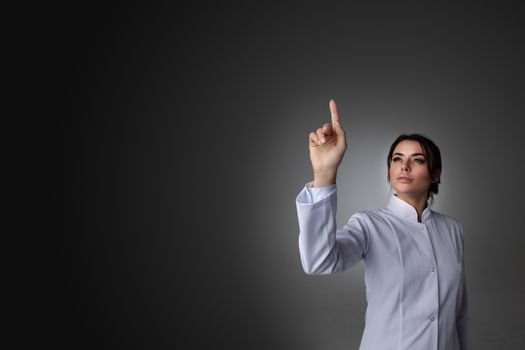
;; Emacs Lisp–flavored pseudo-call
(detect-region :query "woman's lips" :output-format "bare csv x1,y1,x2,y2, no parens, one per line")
397,176,413,183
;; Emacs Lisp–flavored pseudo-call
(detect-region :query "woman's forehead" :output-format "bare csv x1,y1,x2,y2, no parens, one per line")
393,140,426,155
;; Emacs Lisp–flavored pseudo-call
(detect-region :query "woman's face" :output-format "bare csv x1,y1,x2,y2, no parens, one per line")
389,140,433,200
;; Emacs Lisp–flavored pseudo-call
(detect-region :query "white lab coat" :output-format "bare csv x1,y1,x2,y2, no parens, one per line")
296,182,470,350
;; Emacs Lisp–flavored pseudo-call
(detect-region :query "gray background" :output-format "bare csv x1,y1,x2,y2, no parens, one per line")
56,1,525,349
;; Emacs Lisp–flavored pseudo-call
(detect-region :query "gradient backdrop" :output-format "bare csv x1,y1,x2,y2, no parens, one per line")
56,2,525,349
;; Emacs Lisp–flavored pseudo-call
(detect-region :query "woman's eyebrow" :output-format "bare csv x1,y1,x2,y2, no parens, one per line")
393,152,427,157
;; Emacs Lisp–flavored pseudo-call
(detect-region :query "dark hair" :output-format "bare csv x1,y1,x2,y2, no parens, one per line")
386,134,442,198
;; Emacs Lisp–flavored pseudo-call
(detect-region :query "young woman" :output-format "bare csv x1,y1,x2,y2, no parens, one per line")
296,100,470,350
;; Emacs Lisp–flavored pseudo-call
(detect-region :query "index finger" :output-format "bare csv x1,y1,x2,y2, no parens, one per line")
329,99,341,127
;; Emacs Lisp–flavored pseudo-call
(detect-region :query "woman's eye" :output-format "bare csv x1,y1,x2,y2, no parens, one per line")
392,157,401,162
414,158,426,164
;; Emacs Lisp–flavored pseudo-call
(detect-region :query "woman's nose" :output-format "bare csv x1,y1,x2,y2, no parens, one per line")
401,162,410,171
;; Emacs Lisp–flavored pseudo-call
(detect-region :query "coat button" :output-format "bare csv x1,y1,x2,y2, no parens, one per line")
431,266,436,272
431,317,435,321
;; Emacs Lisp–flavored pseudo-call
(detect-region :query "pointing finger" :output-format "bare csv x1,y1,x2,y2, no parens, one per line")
329,99,341,128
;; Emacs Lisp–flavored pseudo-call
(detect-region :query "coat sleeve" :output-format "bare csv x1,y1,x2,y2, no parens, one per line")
296,183,369,275
456,225,471,349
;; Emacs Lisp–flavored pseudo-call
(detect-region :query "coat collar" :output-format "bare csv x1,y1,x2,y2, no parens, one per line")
386,194,433,223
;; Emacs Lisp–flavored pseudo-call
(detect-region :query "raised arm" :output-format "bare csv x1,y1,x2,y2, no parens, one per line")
297,100,367,274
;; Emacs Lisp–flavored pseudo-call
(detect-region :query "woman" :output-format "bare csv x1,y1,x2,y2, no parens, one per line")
296,100,470,350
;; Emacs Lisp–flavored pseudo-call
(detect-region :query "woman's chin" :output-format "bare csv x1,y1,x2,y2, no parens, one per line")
393,188,428,200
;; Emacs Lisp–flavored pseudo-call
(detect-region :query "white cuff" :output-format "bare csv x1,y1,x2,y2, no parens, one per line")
296,181,337,204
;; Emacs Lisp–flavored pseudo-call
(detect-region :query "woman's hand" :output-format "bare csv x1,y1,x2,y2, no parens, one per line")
309,99,347,187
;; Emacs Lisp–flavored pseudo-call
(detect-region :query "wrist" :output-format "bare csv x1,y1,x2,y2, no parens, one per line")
313,170,337,188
